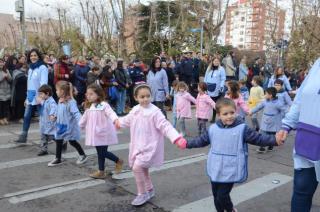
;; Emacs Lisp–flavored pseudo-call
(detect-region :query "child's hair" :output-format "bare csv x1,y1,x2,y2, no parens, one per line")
198,82,207,92
177,81,188,91
252,76,262,86
215,98,236,114
55,80,74,98
265,87,277,99
227,80,240,99
38,84,53,96
84,84,106,109
274,79,284,86
133,83,151,97
238,79,246,86
172,80,179,88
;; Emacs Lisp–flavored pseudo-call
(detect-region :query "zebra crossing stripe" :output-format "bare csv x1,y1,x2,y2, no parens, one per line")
173,172,293,212
0,143,129,170
112,153,207,180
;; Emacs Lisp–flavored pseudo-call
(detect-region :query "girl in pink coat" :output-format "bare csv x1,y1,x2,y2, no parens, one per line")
196,82,216,135
225,80,249,119
118,83,181,206
79,84,123,179
176,82,196,136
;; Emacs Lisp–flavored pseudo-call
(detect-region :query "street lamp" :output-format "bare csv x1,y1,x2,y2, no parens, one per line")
200,17,205,56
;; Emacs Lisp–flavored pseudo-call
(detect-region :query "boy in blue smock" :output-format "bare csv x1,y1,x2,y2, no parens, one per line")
175,98,283,212
36,85,57,156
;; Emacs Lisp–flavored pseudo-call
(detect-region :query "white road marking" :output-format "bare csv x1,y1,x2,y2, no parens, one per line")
6,178,105,204
112,153,207,180
0,143,129,170
173,172,293,212
4,153,207,204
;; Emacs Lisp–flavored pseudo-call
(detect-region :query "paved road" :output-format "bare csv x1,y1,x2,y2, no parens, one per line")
0,111,319,212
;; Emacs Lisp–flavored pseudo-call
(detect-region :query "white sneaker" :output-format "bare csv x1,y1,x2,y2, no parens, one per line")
76,155,88,164
147,189,155,199
131,193,150,206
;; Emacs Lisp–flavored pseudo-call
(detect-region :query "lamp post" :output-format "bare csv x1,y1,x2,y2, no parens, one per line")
200,17,205,56
15,0,26,53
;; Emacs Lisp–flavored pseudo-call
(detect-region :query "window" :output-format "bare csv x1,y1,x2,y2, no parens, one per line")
241,17,245,21
240,38,244,42
240,31,244,35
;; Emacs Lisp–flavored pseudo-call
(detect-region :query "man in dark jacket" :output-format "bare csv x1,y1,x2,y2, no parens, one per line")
180,52,194,87
128,59,145,107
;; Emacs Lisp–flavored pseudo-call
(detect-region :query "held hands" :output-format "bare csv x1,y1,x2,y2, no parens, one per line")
49,115,56,121
175,137,187,149
276,130,288,146
114,119,121,130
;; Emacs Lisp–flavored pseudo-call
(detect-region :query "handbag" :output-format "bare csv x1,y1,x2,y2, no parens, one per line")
206,83,216,92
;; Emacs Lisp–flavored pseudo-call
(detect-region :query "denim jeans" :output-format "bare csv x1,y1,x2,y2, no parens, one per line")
96,146,119,171
22,104,40,133
291,167,318,212
116,89,127,114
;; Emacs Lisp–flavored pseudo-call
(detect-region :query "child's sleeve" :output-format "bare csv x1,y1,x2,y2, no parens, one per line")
187,93,196,104
39,65,48,86
251,101,265,114
206,96,216,109
186,130,210,148
284,92,293,107
49,101,57,117
118,111,133,128
104,103,118,123
69,100,82,123
238,96,249,114
258,87,265,101
79,111,87,129
154,110,180,143
243,125,277,146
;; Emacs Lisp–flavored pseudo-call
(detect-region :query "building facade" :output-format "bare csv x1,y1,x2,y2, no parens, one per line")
225,0,285,51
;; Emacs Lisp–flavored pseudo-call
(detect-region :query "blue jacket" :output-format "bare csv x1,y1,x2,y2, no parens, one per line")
204,66,226,97
55,99,81,141
187,117,276,183
128,66,145,84
268,75,292,91
74,64,90,94
147,69,169,102
180,58,194,76
277,89,292,116
251,98,285,132
40,96,57,135
282,58,320,178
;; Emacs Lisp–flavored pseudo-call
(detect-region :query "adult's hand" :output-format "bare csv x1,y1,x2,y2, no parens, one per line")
276,130,288,144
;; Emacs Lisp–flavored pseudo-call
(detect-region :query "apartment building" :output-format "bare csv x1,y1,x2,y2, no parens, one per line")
225,0,285,51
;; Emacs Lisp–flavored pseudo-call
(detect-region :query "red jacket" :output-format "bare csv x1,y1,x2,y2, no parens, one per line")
54,62,71,83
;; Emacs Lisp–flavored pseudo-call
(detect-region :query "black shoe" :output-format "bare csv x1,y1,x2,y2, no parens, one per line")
256,147,266,153
37,150,48,156
267,146,274,151
255,127,260,132
62,142,68,152
14,133,27,144
48,158,63,167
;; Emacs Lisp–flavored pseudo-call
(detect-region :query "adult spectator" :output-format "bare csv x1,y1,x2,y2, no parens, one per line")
268,67,292,92
252,57,261,76
224,51,236,80
239,56,248,81
179,52,194,86
4,55,18,76
87,66,101,86
11,62,27,122
276,58,320,212
15,49,48,143
114,59,131,115
199,54,209,79
165,61,176,89
54,55,71,84
147,57,169,117
204,57,226,122
98,65,117,105
193,52,201,83
0,58,12,125
128,59,145,107
74,56,90,106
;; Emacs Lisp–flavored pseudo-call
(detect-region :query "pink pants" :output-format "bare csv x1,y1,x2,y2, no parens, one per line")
132,163,153,195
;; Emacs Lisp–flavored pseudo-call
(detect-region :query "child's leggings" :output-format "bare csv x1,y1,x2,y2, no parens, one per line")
95,145,119,171
132,164,153,195
211,182,234,212
55,140,85,159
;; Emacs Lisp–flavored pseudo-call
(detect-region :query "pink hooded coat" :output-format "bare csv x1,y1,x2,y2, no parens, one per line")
119,103,180,168
176,91,196,119
196,93,216,120
225,94,250,115
79,102,118,146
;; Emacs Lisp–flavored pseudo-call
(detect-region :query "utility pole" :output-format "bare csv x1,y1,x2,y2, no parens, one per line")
16,0,26,53
200,17,205,56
